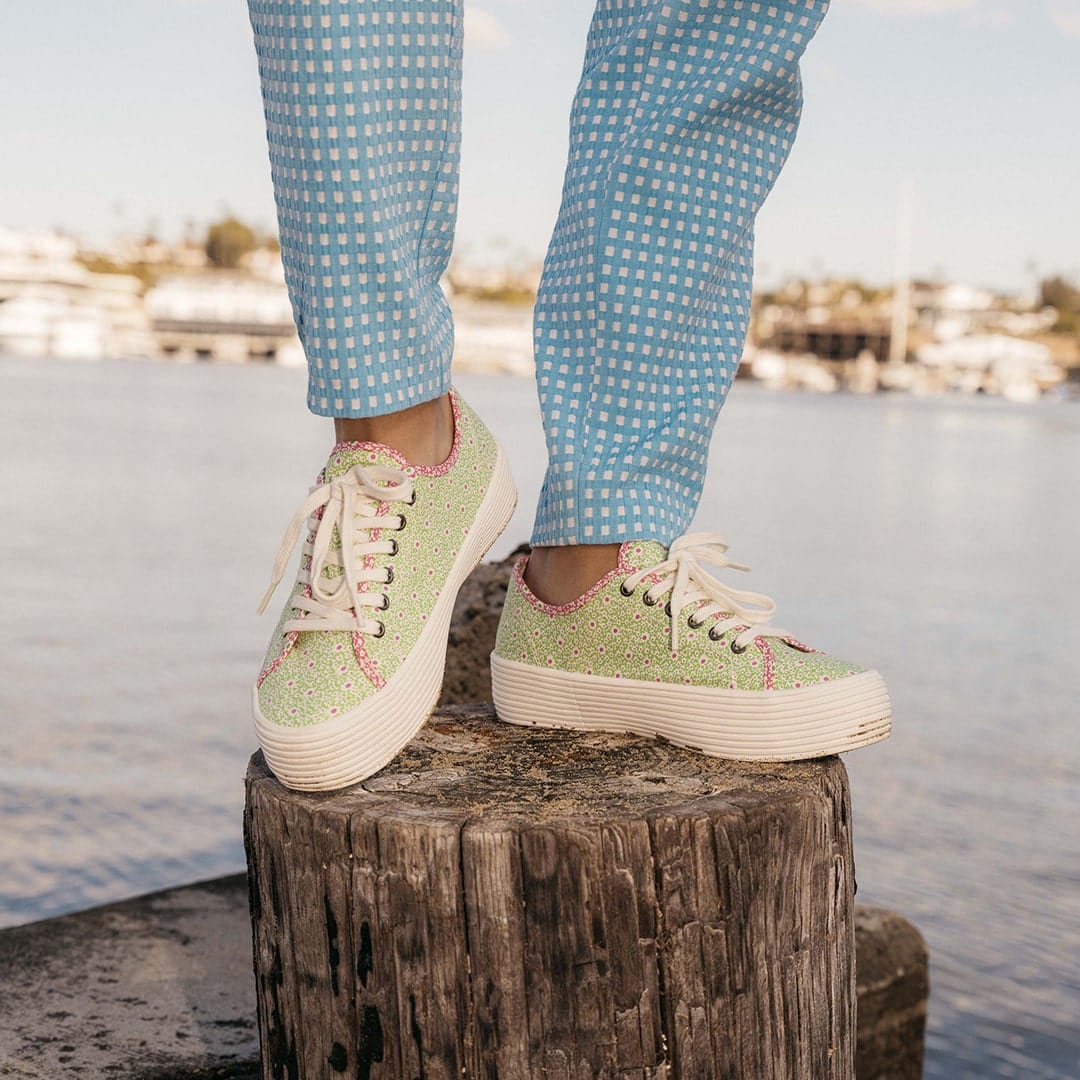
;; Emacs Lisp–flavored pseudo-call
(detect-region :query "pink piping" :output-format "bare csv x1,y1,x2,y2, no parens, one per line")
758,638,776,690
350,501,391,689
512,544,638,616
328,388,465,478
257,584,311,687
782,634,822,654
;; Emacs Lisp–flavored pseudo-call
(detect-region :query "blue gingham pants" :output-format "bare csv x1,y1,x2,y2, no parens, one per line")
248,0,828,545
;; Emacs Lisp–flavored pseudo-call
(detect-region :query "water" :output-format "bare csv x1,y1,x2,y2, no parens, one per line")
1,355,1077,1078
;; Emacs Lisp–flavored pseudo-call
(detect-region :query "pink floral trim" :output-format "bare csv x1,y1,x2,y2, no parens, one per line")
351,501,390,688
352,631,387,690
257,630,297,687
257,585,310,687
758,638,776,690
513,543,638,616
329,440,409,470
328,388,464,478
783,634,821,654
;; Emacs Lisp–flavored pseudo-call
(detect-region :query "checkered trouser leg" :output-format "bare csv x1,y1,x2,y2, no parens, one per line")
247,0,462,418
531,0,829,545
248,0,829,545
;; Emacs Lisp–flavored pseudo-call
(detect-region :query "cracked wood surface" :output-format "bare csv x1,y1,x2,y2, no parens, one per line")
244,704,857,1079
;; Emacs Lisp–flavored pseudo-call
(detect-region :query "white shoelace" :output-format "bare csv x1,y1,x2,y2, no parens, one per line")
622,532,789,652
257,463,415,635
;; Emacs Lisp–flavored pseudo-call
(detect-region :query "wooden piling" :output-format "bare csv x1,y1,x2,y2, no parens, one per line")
244,704,857,1079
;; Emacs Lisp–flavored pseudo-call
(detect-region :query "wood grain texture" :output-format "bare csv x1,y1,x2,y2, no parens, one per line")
244,705,856,1079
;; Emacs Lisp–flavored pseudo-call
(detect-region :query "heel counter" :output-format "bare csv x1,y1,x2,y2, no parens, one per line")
493,565,530,663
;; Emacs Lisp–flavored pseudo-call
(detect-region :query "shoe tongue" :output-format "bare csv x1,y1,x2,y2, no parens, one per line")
322,441,410,481
620,540,670,572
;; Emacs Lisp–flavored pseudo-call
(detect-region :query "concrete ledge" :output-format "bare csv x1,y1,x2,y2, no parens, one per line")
0,877,927,1079
855,905,930,1080
0,876,258,1079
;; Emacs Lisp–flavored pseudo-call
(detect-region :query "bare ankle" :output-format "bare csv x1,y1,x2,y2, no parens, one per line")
333,394,454,467
523,543,622,606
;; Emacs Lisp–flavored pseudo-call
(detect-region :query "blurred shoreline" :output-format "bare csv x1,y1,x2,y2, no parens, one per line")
1,223,1078,402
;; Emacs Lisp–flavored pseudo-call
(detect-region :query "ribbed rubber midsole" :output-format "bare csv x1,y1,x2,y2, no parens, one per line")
254,446,517,790
490,653,891,761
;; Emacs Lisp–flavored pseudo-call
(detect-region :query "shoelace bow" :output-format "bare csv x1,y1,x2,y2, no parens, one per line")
257,463,414,635
622,532,789,652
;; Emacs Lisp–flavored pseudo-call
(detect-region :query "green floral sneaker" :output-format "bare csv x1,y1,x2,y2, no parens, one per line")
491,534,891,761
254,391,516,790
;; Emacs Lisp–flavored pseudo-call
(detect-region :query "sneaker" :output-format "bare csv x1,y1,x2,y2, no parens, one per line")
491,533,891,761
254,391,516,790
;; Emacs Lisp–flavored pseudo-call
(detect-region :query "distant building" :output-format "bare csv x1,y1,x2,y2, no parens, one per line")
759,319,892,364
145,273,302,364
0,227,153,359
914,334,1064,401
752,279,894,363
912,281,1058,342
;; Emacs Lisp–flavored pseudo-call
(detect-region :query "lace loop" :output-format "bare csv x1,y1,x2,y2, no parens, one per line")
622,532,789,652
257,462,414,634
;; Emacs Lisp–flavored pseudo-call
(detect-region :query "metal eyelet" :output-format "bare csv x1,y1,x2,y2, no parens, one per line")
383,566,394,585
371,621,385,639
663,601,672,617
406,491,416,506
394,514,407,531
387,539,398,556
708,627,723,641
688,615,703,630
620,582,635,598
730,640,748,655
642,592,657,607
378,594,390,611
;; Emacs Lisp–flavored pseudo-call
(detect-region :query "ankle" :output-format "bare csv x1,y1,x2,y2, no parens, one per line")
523,543,622,606
333,394,454,467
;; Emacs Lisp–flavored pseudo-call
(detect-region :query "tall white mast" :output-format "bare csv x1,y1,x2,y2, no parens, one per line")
889,180,914,367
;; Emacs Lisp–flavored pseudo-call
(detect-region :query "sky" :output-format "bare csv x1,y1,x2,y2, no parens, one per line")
2,0,1078,292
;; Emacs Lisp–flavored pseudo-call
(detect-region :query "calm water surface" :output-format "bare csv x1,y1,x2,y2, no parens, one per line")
1,356,1077,1078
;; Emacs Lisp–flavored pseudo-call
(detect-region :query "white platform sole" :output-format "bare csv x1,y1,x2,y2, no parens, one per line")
491,653,891,761
253,447,517,791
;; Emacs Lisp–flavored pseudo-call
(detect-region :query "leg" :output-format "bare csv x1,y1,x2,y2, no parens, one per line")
493,0,891,762
248,0,518,789
528,0,827,601
249,0,461,461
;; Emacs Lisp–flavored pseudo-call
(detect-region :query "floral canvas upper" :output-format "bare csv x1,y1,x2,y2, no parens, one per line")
257,392,500,727
494,538,863,692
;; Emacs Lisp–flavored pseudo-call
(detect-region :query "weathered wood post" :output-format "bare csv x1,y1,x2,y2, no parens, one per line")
244,705,857,1079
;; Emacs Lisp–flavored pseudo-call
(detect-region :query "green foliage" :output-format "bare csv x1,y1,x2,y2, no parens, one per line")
205,216,257,270
76,253,126,275
75,254,157,288
1040,275,1080,333
455,283,535,305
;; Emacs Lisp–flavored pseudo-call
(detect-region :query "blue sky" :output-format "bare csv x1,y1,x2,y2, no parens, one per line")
3,0,1078,291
